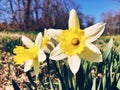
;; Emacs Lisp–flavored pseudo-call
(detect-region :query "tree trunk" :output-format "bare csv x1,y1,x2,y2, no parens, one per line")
24,0,31,30
9,0,18,23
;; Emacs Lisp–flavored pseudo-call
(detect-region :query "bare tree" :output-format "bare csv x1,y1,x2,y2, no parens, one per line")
83,15,95,28
0,0,83,31
102,11,120,34
23,0,31,29
9,0,18,23
34,0,39,23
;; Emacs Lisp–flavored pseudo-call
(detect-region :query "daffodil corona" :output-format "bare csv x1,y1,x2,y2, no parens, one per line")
48,9,105,74
60,29,85,56
14,46,38,64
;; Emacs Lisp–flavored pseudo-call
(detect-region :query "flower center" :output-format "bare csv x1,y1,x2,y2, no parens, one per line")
60,29,85,56
72,38,80,45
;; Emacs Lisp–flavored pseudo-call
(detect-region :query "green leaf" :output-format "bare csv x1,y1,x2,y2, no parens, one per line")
102,68,106,90
116,45,120,56
12,80,20,90
58,79,62,90
50,79,54,90
92,78,96,90
26,71,36,88
97,79,101,90
38,73,45,88
103,38,113,60
110,62,113,84
117,79,120,89
63,64,72,89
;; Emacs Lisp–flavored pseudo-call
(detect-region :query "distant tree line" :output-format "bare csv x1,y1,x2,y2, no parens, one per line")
102,11,120,35
0,0,95,31
101,0,120,35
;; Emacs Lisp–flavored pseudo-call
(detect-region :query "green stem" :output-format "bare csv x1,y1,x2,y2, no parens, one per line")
74,75,77,90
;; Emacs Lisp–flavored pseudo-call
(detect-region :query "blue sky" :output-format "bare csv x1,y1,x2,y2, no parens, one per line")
75,0,120,22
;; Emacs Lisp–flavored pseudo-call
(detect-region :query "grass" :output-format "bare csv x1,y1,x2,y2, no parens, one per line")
0,29,40,40
0,30,120,52
1,29,120,41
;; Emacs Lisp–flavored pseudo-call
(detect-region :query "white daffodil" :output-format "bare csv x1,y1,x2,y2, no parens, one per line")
48,9,105,74
13,32,46,76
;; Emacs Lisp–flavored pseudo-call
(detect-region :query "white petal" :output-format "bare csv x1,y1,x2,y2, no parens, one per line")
35,32,42,48
68,55,81,74
50,44,67,60
47,29,62,42
38,50,46,62
69,9,80,29
80,44,102,62
21,36,34,48
24,60,33,72
85,23,105,43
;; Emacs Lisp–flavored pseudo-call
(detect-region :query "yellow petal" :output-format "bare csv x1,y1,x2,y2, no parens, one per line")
21,36,34,48
35,32,42,48
47,29,62,42
69,9,80,29
85,23,105,43
68,55,81,74
80,44,102,62
50,44,67,60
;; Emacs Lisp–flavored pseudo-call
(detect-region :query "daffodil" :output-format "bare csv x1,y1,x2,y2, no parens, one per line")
47,9,105,74
42,29,55,53
13,32,46,76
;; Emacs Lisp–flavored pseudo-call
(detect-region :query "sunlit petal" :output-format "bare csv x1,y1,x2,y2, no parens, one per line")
21,36,34,48
35,32,42,48
69,9,80,29
24,60,33,72
50,44,67,60
47,29,62,41
80,44,102,62
68,55,81,74
38,50,46,62
85,23,105,43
